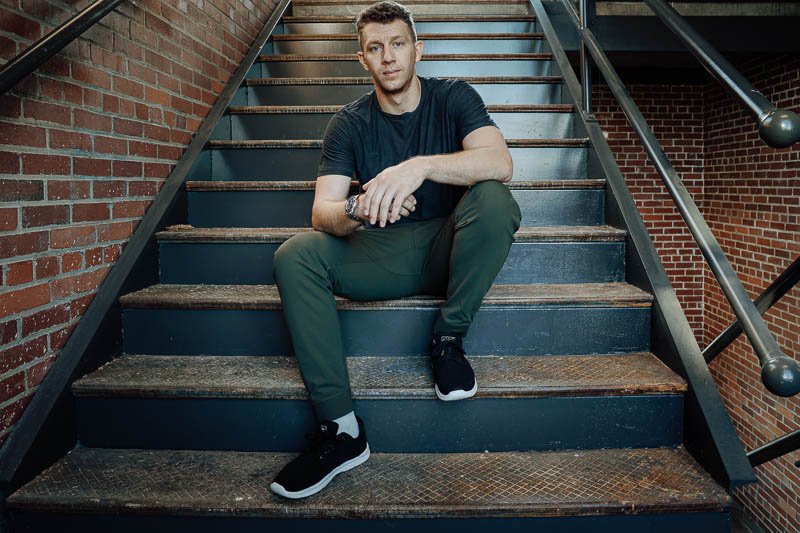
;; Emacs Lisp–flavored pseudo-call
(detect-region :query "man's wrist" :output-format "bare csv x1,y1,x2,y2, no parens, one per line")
344,194,365,223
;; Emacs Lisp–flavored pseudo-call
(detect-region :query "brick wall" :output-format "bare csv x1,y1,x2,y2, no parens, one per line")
593,55,800,533
702,54,800,533
0,0,278,448
592,83,706,335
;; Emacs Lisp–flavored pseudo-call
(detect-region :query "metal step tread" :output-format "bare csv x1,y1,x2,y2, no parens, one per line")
185,179,605,191
155,225,625,243
227,104,573,114
206,138,589,148
119,283,653,310
258,53,552,61
72,352,686,399
281,14,537,22
6,446,729,517
244,76,562,85
272,33,544,41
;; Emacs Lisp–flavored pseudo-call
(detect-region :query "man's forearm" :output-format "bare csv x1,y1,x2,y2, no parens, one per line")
414,145,513,186
311,198,364,237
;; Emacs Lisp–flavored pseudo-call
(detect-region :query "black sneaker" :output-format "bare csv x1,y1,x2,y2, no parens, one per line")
430,334,477,401
270,416,369,499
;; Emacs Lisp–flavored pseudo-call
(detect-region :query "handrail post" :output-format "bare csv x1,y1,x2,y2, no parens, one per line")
579,0,592,114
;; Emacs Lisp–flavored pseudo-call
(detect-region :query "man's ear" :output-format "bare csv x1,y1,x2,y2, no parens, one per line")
357,51,368,71
414,40,424,63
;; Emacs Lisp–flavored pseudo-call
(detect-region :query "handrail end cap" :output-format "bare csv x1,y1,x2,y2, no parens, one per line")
759,109,800,148
761,355,800,397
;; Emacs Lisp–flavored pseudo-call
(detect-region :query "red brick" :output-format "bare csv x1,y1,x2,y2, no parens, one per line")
21,303,70,336
50,323,76,350
0,372,26,405
70,61,111,90
74,109,112,132
134,103,149,121
103,243,121,263
129,140,157,158
0,335,47,375
0,151,19,173
94,136,128,155
128,180,159,196
47,180,91,200
0,11,39,40
21,154,71,175
157,145,182,161
113,200,150,218
49,129,93,151
60,251,82,273
62,82,82,105
145,86,171,106
93,180,125,198
0,94,20,119
26,355,56,388
34,256,58,279
21,204,69,228
102,94,120,114
112,76,144,99
5,261,33,286
0,395,33,431
143,123,170,142
0,35,16,62
112,160,142,177
72,202,110,222
0,231,49,259
114,117,144,137
69,293,94,318
85,246,103,267
98,221,133,242
0,208,17,231
51,267,109,298
0,123,46,148
0,319,17,344
22,99,71,126
83,88,102,109
144,162,171,179
49,225,96,249
74,157,112,177
0,283,50,319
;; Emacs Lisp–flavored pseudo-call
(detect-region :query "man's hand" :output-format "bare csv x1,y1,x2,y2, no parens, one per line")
357,192,416,224
362,158,426,227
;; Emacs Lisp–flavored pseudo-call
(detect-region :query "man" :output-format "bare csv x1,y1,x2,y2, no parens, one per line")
270,1,521,499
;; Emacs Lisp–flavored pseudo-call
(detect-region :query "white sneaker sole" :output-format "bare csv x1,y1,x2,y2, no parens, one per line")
269,444,370,499
435,380,478,401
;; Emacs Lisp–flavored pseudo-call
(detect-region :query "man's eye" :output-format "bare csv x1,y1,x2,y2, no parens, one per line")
393,41,404,47
369,46,380,52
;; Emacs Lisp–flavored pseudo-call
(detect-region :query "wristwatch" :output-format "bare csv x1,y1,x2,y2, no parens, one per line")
344,194,362,222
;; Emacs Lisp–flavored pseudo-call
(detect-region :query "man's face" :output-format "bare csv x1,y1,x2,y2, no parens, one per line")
357,20,424,95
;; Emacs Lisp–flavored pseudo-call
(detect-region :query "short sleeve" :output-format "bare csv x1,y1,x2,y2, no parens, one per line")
317,112,356,178
451,81,497,143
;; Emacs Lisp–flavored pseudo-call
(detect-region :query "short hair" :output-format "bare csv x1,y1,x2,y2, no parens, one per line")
356,1,417,49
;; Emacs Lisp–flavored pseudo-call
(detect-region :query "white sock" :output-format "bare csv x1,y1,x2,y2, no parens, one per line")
333,411,359,438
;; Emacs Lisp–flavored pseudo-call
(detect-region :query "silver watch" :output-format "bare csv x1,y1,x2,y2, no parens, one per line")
344,194,361,222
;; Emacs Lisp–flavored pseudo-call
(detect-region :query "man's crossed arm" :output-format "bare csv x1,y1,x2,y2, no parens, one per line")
311,125,512,235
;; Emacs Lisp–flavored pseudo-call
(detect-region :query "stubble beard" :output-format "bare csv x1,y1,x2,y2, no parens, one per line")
376,68,416,96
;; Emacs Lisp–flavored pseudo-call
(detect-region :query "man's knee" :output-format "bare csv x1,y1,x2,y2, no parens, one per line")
273,231,330,283
460,180,522,232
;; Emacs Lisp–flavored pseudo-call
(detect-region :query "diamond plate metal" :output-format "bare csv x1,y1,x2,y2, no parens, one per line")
6,448,729,518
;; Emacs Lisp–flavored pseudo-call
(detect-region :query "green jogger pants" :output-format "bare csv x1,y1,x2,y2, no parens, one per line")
273,180,522,420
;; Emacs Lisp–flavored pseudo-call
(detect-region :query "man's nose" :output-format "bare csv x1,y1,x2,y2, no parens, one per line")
382,47,395,63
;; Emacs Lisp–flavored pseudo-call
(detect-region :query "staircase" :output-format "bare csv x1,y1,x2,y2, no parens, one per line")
5,1,732,530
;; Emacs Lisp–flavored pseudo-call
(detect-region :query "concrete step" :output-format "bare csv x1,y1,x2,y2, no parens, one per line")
71,353,684,451
236,76,567,105
278,15,538,35
119,283,652,356
6,447,731,532
193,138,589,181
184,179,606,228
264,33,546,55
291,0,532,16
212,104,575,140
250,53,555,78
156,225,626,285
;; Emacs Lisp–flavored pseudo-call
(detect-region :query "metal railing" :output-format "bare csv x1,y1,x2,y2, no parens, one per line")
546,0,800,466
0,0,126,94
643,0,800,149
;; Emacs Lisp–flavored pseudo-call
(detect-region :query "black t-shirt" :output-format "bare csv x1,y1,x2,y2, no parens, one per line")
317,76,496,224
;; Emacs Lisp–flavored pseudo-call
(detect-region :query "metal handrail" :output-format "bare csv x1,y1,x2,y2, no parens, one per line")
643,0,800,148
555,0,800,399
0,0,125,95
748,428,800,468
705,256,800,363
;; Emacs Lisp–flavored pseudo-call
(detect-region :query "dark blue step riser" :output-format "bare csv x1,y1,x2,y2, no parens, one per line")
234,83,565,106
263,40,546,55
276,21,539,35
8,512,732,533
122,307,650,356
158,241,625,285
192,147,586,180
211,112,574,140
186,189,604,227
248,60,555,78
75,396,683,452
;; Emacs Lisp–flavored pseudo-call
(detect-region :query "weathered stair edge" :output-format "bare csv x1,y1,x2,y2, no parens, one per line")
528,0,755,490
0,0,294,505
